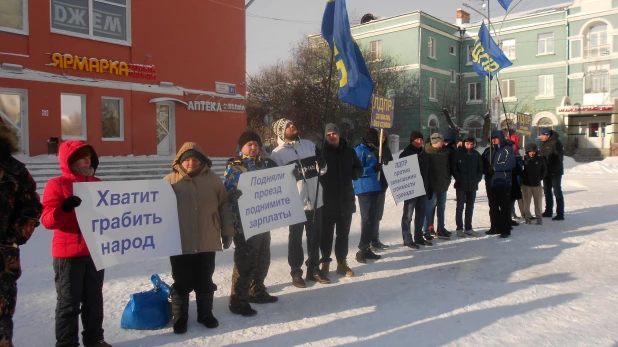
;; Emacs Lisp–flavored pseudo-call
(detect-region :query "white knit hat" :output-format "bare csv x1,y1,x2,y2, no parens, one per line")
272,118,293,141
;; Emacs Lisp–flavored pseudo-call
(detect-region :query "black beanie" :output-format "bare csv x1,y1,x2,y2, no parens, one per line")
364,128,379,146
409,131,423,142
237,131,262,148
180,149,204,163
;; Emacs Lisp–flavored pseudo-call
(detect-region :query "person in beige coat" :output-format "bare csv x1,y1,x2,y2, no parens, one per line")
164,142,235,334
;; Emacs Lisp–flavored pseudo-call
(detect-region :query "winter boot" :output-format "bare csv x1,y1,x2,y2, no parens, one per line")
197,311,219,328
171,291,189,334
355,250,366,264
525,218,531,224
542,211,553,218
292,276,306,288
464,229,481,237
373,240,390,250
249,291,278,304
423,232,434,241
320,262,330,277
404,240,419,249
456,229,466,238
537,218,543,225
363,249,382,260
437,229,451,239
336,260,354,277
309,267,330,284
196,287,218,328
85,341,112,347
229,305,258,317
552,215,564,221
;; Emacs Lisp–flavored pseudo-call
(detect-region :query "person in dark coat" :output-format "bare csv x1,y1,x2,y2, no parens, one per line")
371,130,394,252
451,135,483,237
41,140,112,347
319,124,363,277
482,131,516,238
539,128,565,220
424,133,452,239
0,119,43,346
425,129,456,236
521,143,547,225
400,131,432,249
224,131,279,318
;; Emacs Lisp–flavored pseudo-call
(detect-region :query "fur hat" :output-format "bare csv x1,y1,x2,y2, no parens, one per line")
68,146,92,165
238,131,262,148
273,118,293,141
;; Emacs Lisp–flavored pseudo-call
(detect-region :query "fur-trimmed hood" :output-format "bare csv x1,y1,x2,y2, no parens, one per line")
0,122,19,158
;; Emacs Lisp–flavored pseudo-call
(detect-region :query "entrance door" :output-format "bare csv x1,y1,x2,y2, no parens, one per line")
587,122,603,149
0,89,28,155
602,122,611,148
156,103,175,156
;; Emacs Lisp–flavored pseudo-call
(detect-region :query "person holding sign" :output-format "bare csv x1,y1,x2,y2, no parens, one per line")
399,131,431,249
224,131,279,317
371,130,393,253
0,118,43,346
319,124,362,277
164,143,235,334
269,119,329,288
40,141,112,347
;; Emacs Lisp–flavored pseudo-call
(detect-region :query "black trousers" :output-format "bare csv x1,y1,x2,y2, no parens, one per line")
543,176,564,216
488,187,511,236
320,213,353,263
289,208,322,278
371,192,386,244
358,194,378,251
401,196,426,244
170,252,216,318
53,256,105,347
0,245,21,347
229,232,271,309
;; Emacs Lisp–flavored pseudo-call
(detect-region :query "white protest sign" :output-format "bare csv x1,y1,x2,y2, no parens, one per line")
382,154,426,205
74,180,183,270
237,164,306,238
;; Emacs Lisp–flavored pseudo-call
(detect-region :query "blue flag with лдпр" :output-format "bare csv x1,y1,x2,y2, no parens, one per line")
471,22,513,79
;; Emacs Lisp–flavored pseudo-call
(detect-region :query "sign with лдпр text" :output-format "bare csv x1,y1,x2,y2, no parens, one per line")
370,95,394,129
382,154,426,205
516,112,532,136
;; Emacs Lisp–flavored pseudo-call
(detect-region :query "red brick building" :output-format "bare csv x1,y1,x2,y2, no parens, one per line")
0,0,246,157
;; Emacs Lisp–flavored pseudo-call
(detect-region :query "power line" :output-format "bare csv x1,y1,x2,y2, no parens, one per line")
246,13,321,25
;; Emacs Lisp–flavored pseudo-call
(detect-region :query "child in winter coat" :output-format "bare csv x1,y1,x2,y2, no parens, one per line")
521,143,547,225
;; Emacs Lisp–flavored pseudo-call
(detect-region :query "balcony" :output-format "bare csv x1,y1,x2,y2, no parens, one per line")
584,45,611,58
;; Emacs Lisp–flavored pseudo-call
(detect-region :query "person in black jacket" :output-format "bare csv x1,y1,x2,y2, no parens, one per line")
370,130,394,252
400,131,432,249
521,143,547,225
539,128,565,220
451,136,483,237
319,124,363,277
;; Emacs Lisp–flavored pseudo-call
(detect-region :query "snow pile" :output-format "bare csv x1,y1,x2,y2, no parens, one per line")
563,156,578,170
570,156,618,174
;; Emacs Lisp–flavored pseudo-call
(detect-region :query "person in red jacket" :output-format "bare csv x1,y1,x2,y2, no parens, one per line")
41,141,111,347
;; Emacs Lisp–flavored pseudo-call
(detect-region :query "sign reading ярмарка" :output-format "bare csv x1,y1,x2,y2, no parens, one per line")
370,95,394,129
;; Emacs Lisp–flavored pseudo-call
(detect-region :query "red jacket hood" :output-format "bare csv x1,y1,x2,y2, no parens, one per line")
58,140,100,178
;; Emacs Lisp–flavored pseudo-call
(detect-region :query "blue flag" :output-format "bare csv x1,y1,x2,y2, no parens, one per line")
498,0,513,11
321,0,375,109
471,22,513,79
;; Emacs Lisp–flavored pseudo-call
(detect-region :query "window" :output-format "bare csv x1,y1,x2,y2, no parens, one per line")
586,24,609,58
0,0,27,34
468,82,482,101
370,40,382,61
585,61,609,93
429,77,437,100
467,120,483,140
467,44,475,64
429,118,439,134
449,45,456,55
501,79,515,98
502,39,516,59
450,70,456,83
538,75,554,97
537,117,553,137
538,32,554,55
61,94,86,140
50,0,130,44
428,37,436,59
500,119,516,134
102,97,123,140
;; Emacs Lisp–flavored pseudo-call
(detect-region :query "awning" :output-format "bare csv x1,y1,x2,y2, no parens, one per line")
149,97,188,106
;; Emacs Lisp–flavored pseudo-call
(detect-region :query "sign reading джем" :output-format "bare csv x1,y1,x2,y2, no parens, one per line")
50,53,157,80
370,95,394,129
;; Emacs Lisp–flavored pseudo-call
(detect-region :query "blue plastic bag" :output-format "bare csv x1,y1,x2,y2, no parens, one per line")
121,274,172,330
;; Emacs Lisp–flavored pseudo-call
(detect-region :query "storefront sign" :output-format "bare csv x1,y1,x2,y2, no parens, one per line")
187,101,245,112
516,112,532,136
215,82,237,95
370,95,394,129
556,105,614,115
50,53,156,79
51,0,128,41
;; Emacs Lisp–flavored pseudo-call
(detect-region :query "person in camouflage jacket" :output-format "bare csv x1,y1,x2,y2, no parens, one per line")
224,131,278,317
0,118,43,347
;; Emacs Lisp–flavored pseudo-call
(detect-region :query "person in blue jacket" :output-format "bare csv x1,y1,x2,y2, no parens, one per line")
483,130,516,238
353,129,383,264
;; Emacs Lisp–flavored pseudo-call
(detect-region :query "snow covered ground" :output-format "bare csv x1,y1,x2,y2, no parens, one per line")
14,159,618,346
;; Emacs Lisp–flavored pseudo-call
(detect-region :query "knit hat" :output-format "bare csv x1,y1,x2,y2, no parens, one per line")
364,128,379,146
68,146,92,165
324,123,340,136
237,130,262,148
525,143,539,153
273,118,293,141
430,133,444,145
441,129,454,142
409,131,423,142
540,127,552,136
180,149,204,163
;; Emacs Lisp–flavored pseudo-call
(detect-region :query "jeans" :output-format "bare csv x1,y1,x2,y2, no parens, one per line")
358,194,378,251
289,209,322,278
488,187,511,235
455,189,477,231
401,197,426,244
424,191,447,232
543,176,564,216
371,191,386,244
321,213,353,263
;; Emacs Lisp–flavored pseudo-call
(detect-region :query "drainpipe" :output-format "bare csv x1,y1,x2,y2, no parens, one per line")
419,16,423,135
458,28,465,133
565,17,570,139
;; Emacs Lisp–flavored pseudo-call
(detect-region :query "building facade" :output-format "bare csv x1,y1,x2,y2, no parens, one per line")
0,0,247,157
335,0,618,151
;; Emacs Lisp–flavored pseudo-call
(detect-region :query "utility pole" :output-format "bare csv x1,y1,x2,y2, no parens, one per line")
246,0,257,9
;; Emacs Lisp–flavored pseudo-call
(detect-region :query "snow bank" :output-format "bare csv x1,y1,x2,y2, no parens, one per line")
570,156,618,174
563,156,578,170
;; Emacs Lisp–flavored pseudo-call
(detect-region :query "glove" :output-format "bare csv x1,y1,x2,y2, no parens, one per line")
228,187,243,203
316,157,327,172
61,196,82,212
382,159,389,166
292,164,303,181
222,236,233,249
373,163,382,173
